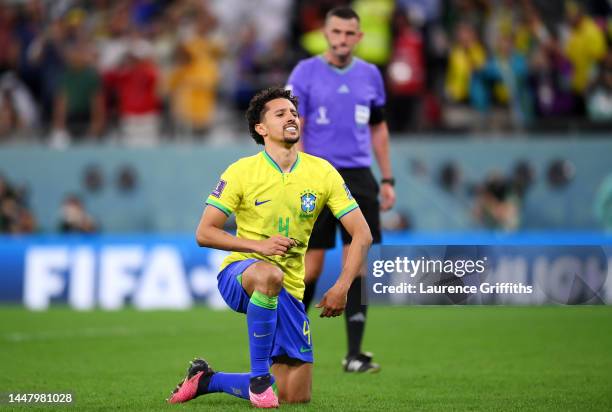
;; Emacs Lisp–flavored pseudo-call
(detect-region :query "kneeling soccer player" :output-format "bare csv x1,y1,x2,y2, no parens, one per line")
167,87,372,407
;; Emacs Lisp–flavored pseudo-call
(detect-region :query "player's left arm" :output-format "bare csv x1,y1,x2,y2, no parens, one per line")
370,119,396,211
316,209,372,317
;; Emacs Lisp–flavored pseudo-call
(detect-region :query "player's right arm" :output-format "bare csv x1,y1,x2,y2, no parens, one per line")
195,207,295,256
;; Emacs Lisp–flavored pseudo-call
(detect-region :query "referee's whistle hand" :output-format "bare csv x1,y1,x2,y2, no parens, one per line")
256,235,297,256
380,184,396,211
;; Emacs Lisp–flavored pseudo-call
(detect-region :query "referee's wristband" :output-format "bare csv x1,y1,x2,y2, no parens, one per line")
381,177,395,187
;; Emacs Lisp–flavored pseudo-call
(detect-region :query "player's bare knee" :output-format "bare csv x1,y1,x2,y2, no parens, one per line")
266,266,284,292
257,264,284,294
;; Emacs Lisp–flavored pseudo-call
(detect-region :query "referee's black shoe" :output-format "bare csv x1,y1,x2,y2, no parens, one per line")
342,352,381,373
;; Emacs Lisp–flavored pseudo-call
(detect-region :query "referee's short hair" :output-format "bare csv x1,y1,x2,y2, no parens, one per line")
326,6,360,23
246,87,299,145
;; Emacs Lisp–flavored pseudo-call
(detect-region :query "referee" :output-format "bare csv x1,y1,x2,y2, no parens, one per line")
286,6,395,373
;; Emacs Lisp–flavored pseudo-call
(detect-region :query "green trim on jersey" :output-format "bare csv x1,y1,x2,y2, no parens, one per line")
206,198,232,217
263,150,282,173
262,151,300,174
335,203,359,219
290,153,301,172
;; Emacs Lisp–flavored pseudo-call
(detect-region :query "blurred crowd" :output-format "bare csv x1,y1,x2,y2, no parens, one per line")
0,0,296,146
0,172,98,234
437,0,612,133
0,0,611,145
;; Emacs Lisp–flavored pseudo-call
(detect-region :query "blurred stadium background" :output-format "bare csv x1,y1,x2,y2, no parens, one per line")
1,0,611,410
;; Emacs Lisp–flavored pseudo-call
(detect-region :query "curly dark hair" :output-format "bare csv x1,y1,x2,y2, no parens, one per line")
246,87,299,145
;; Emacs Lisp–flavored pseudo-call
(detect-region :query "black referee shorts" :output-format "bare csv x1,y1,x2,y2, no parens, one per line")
308,167,382,249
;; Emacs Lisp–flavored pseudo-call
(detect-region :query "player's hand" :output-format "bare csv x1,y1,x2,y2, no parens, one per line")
256,235,297,256
315,283,348,318
380,183,396,211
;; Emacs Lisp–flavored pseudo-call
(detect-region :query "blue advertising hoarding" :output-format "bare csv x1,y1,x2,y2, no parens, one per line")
1,232,612,309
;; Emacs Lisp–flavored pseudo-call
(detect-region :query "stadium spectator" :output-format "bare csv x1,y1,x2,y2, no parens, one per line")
562,1,608,114
27,18,69,127
0,72,39,140
0,175,36,233
471,34,531,130
148,14,179,79
245,0,293,47
586,51,612,122
444,22,486,129
167,8,222,138
445,22,485,103
167,43,219,138
352,0,395,66
445,0,489,38
232,23,264,111
528,35,576,119
96,3,131,73
51,40,105,143
58,194,97,233
104,38,161,146
473,173,520,231
386,8,426,132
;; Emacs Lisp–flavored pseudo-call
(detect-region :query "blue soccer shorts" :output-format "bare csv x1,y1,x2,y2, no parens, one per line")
217,258,314,363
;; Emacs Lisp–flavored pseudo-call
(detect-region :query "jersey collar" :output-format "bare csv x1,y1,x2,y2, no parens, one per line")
262,150,300,173
318,55,357,74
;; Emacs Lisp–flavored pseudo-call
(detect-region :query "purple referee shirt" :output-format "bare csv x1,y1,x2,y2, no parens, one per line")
286,56,386,169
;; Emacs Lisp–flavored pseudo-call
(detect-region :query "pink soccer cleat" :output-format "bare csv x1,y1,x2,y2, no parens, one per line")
248,374,279,408
249,386,279,408
167,358,214,404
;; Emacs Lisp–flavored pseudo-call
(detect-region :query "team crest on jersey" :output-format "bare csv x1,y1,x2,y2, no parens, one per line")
300,191,317,214
211,179,226,198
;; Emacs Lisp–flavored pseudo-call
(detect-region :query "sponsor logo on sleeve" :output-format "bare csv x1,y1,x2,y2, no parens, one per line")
211,179,227,198
343,183,353,200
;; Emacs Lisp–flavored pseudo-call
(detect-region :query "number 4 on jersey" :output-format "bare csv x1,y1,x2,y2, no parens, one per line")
278,217,290,237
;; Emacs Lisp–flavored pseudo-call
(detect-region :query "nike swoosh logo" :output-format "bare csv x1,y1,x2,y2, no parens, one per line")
255,199,271,206
253,332,272,338
300,346,312,353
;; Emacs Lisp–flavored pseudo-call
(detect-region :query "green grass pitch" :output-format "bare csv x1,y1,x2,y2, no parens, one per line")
1,306,611,411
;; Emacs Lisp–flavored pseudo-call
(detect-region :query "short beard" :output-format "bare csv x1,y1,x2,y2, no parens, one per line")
331,47,351,65
283,135,300,145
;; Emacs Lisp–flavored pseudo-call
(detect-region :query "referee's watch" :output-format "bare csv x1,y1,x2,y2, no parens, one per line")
381,177,395,187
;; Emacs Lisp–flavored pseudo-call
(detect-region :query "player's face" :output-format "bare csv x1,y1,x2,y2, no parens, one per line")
257,98,300,145
324,16,362,60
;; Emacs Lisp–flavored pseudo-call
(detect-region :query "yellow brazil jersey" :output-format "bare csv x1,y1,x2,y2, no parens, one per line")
205,151,359,300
